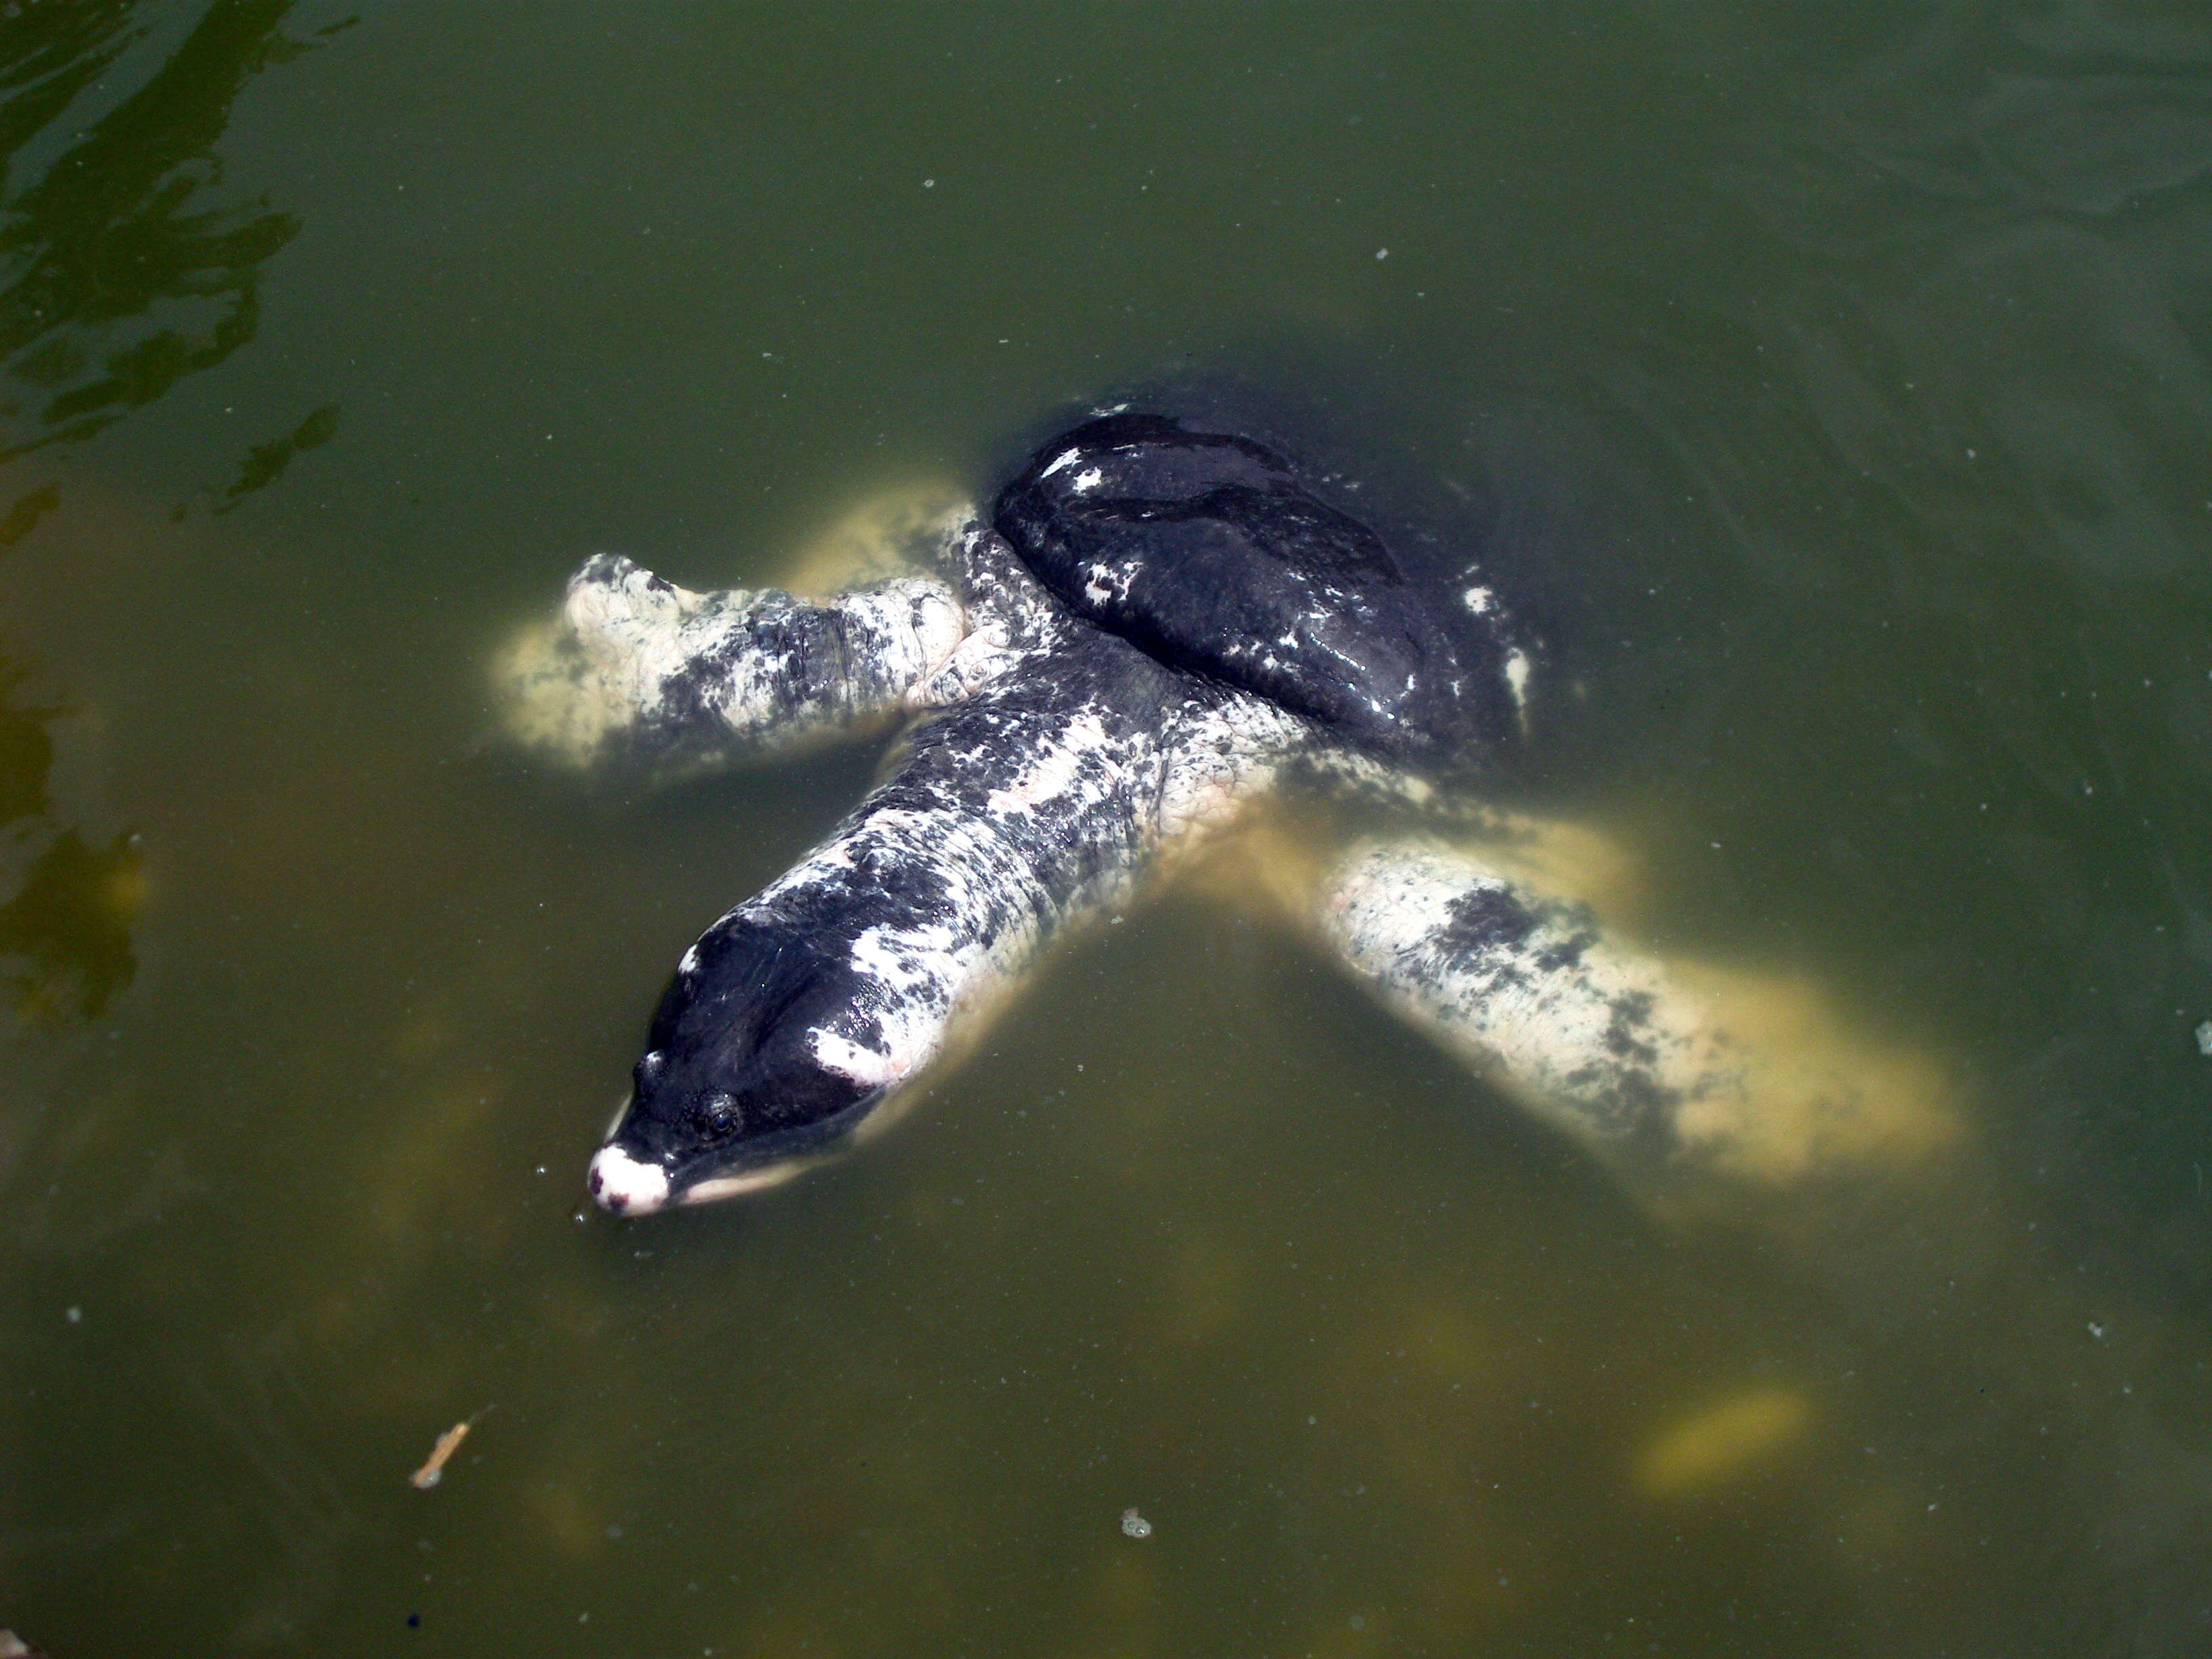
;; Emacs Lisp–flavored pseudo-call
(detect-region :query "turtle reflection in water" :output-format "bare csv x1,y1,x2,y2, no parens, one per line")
502,406,1955,1216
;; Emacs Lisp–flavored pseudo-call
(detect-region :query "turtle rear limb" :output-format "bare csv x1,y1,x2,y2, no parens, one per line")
1309,832,1961,1209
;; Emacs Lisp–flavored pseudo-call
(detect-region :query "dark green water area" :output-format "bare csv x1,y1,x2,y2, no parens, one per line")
5,3,2212,1653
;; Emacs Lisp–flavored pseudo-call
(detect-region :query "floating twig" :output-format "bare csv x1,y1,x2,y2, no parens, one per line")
409,1407,492,1490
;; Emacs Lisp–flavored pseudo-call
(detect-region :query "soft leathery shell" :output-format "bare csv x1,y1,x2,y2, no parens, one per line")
993,411,1517,759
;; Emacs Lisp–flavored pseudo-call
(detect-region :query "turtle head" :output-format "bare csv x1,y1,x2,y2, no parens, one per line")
588,916,885,1214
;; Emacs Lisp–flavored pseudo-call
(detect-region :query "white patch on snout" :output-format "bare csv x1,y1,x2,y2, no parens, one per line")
1464,585,1494,614
1038,447,1084,480
1072,466,1104,493
590,1142,671,1214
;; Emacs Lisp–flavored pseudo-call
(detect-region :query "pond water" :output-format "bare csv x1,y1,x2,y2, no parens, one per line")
5,3,2212,1654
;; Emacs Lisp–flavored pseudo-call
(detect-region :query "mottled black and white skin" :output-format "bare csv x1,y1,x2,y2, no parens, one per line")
504,409,1949,1214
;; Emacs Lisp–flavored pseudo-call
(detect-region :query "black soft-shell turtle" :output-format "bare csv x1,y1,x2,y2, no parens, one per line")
504,408,1948,1214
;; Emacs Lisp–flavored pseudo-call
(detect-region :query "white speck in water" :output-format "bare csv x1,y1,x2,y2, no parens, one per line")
572,1208,590,1225
2088,1322,2106,1339
1375,247,1389,260
922,178,935,188
535,1164,546,1176
1120,1507,1151,1538
1503,647,1532,707
2195,1021,2212,1057
64,1305,81,1324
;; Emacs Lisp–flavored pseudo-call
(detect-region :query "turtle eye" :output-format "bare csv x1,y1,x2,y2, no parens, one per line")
698,1092,742,1135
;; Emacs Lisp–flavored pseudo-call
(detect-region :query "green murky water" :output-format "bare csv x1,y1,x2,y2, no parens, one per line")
5,3,2212,1653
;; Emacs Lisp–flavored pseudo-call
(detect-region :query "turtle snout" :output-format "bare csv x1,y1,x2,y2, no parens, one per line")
588,1141,673,1216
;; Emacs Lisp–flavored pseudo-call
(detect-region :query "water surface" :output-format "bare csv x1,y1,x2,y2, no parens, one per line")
5,4,2212,1654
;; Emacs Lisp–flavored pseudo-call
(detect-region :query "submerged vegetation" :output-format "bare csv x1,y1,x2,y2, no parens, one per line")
0,0,337,1026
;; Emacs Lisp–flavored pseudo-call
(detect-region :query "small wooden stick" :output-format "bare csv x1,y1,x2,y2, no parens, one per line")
409,1407,491,1490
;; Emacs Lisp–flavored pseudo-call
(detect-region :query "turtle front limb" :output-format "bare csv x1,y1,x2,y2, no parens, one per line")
499,552,969,770
1315,836,1959,1200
